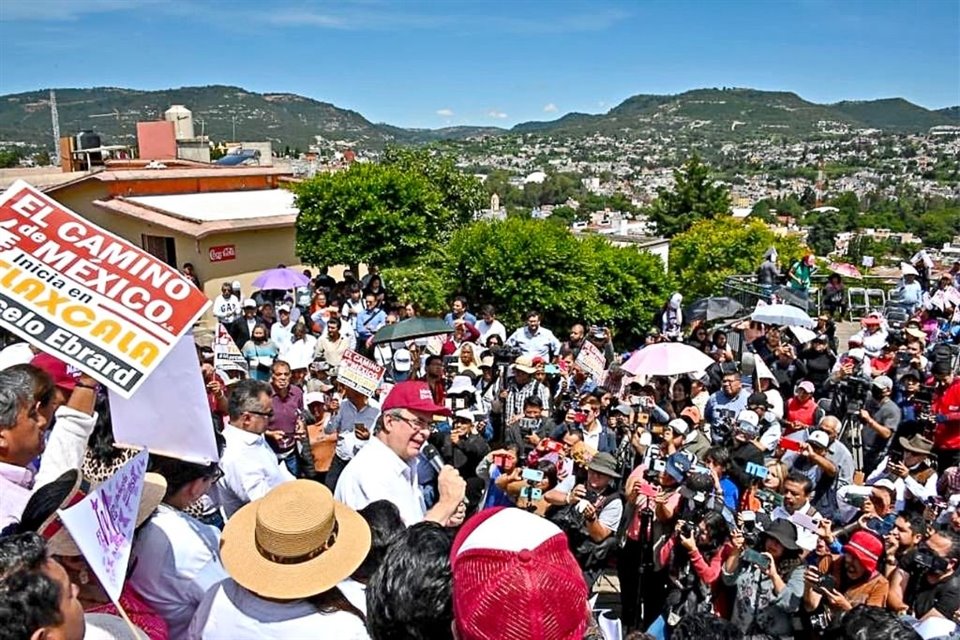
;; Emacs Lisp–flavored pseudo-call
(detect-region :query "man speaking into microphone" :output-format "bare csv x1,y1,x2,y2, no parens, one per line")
335,380,467,526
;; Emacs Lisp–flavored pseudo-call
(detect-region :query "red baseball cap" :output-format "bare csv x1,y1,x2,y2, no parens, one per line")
30,353,80,392
381,380,450,416
450,507,589,640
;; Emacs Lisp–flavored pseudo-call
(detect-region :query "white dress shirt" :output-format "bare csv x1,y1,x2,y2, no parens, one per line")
187,578,369,640
216,423,294,518
270,320,295,357
334,436,425,525
771,501,820,552
129,504,227,638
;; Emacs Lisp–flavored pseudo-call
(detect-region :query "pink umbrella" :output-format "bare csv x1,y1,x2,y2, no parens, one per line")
829,262,862,279
621,342,716,377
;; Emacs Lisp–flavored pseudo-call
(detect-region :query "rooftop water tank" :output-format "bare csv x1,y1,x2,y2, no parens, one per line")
164,105,194,140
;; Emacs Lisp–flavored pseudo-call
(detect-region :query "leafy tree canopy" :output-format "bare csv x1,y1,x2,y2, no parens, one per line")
671,217,808,299
649,154,732,237
294,149,483,269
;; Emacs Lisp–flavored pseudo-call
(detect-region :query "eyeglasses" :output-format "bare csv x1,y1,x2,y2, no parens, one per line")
247,410,275,419
393,413,431,432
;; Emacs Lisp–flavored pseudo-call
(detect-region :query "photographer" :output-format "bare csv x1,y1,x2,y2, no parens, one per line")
780,417,855,521
728,411,768,493
859,375,902,474
747,392,782,454
499,459,559,515
770,342,808,396
887,529,960,624
932,360,960,473
548,452,624,590
723,519,806,638
800,334,837,394
648,509,734,638
618,451,688,629
476,445,521,509
803,531,889,629
864,435,938,512
771,472,822,552
504,396,554,453
705,365,750,437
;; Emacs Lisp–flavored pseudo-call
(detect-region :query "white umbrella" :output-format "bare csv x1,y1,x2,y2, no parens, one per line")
787,325,817,345
622,342,716,377
751,303,815,329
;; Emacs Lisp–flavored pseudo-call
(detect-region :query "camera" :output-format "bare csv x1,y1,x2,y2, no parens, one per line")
679,521,696,538
865,516,896,536
811,571,837,594
755,489,784,513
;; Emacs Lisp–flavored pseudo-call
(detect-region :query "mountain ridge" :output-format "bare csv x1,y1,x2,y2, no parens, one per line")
1,84,956,151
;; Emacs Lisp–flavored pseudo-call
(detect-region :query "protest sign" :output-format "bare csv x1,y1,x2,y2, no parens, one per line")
0,181,210,398
214,323,247,372
575,340,606,379
58,450,149,603
338,349,385,397
110,334,220,464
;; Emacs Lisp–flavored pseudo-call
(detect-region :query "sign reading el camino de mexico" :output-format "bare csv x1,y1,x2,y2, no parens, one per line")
0,180,210,398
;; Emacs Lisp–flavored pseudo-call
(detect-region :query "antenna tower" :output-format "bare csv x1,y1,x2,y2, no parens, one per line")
49,89,61,166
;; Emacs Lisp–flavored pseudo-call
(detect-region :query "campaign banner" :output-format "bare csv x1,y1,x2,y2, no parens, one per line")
58,450,149,603
339,348,385,397
214,323,248,372
0,181,210,398
575,340,606,379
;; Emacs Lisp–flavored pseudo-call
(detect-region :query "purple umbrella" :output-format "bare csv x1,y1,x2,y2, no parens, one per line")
252,267,310,291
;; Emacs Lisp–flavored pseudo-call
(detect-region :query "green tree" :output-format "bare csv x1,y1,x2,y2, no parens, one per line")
0,148,21,169
33,150,51,166
443,218,675,344
649,154,731,237
295,164,447,269
382,146,485,224
670,218,808,299
751,199,775,223
806,213,841,256
295,150,483,270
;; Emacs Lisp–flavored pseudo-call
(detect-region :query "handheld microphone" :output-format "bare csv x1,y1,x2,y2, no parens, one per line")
421,442,445,473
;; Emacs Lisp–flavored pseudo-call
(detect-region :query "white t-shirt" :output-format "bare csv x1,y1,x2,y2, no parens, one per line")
213,295,241,324
334,437,425,525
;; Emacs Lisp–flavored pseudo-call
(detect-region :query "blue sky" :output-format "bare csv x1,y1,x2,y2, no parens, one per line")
0,0,957,128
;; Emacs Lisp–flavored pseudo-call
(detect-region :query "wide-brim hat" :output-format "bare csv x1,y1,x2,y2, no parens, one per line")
45,472,167,557
586,452,621,479
763,518,799,551
899,434,934,455
513,355,537,374
220,480,371,600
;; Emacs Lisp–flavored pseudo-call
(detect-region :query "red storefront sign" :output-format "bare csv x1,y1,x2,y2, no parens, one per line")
208,244,236,262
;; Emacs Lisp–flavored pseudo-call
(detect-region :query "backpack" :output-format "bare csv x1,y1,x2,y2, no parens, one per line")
550,490,622,570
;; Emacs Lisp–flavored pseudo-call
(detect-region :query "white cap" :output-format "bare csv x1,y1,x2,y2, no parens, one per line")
304,392,326,406
667,418,689,436
808,430,830,448
278,303,291,313
232,280,241,289
448,375,475,396
847,348,866,361
737,410,760,428
242,298,257,308
393,348,412,372
454,409,474,422
874,478,897,492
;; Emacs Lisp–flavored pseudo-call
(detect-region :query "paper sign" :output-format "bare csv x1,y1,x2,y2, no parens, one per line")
58,450,149,603
338,349,385,397
214,323,247,373
575,340,605,379
110,334,220,464
0,181,210,398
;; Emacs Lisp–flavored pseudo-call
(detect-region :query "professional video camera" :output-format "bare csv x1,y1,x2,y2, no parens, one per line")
711,407,738,446
490,344,524,367
832,375,872,418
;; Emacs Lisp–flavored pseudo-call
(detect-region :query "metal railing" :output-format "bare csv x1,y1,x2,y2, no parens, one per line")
722,273,903,317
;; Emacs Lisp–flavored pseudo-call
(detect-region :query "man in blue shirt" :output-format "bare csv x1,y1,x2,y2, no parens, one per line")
443,296,477,327
704,365,750,443
506,310,561,361
355,293,386,353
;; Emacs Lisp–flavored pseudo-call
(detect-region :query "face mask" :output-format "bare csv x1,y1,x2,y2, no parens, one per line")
253,335,266,343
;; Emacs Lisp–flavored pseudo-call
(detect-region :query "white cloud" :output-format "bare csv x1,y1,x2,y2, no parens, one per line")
487,110,508,119
543,103,558,113
436,108,454,117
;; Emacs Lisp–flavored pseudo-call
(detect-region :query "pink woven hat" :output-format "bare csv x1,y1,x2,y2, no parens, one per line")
450,507,589,640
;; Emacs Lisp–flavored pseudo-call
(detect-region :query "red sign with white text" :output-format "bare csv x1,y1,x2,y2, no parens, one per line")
208,244,236,262
0,181,211,397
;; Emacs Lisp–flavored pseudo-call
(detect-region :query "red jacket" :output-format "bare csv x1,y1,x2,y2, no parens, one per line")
933,378,960,450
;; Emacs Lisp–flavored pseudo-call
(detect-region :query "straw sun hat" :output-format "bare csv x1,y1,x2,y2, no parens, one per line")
220,480,371,600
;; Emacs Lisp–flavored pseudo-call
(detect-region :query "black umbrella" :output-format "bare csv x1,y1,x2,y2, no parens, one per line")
372,317,452,345
685,296,744,323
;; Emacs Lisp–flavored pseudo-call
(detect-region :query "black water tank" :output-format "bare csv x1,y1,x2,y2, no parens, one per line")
76,130,101,150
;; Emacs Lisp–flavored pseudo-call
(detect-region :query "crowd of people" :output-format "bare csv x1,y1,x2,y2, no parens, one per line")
2,258,960,640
